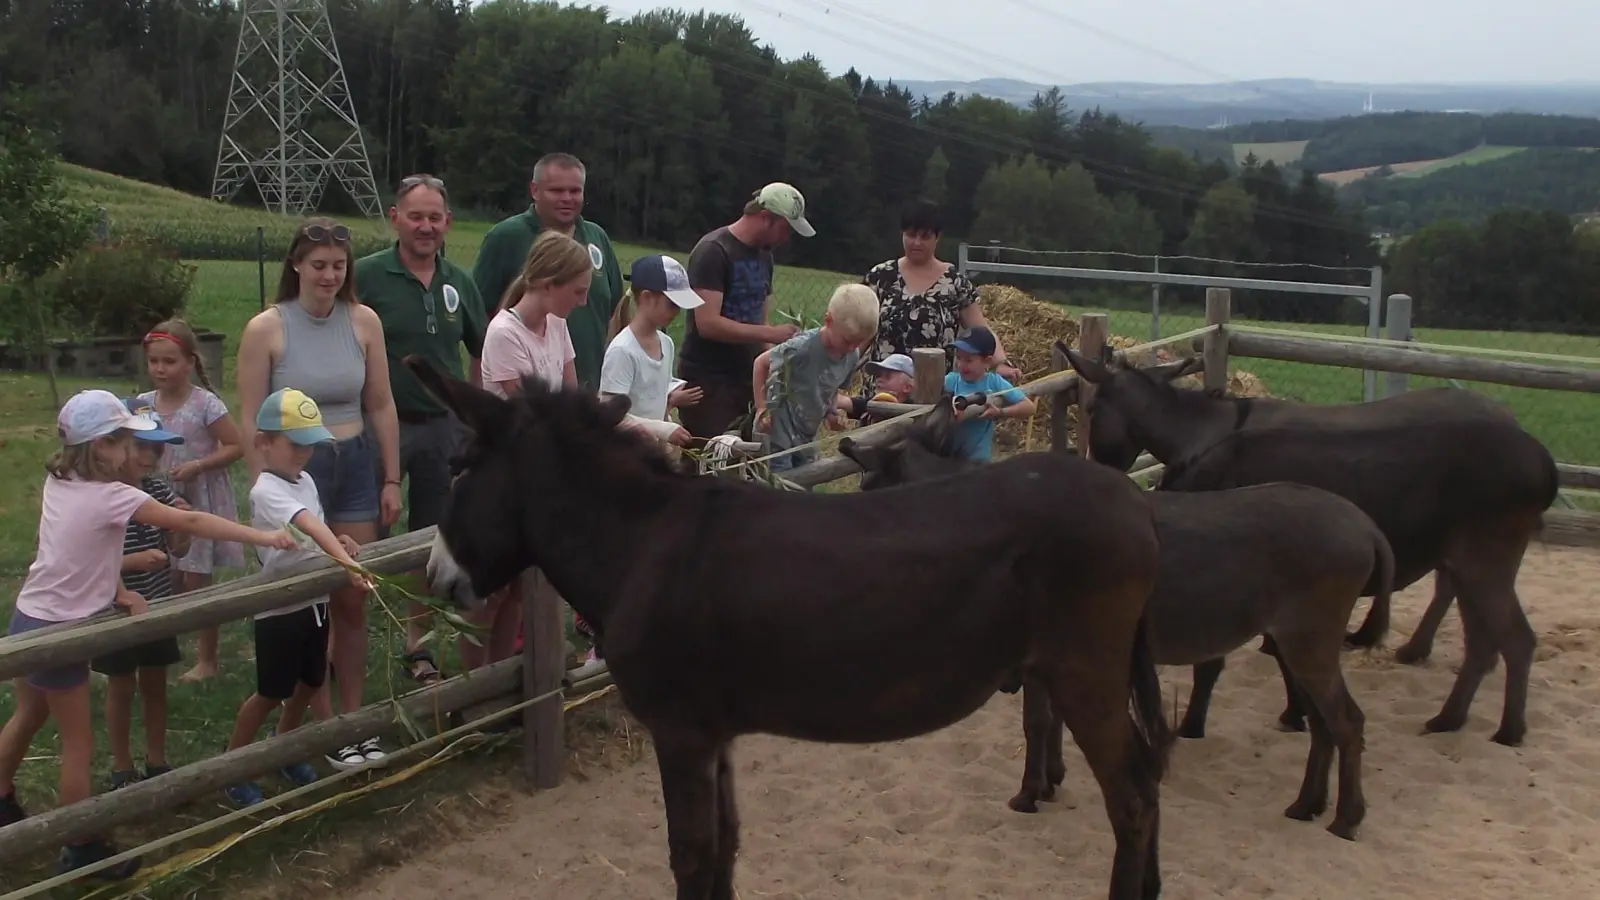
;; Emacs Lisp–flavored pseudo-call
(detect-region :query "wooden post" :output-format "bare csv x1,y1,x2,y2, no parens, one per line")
1203,288,1231,394
1076,313,1107,459
1383,293,1413,399
522,568,566,790
911,347,946,404
1049,343,1070,453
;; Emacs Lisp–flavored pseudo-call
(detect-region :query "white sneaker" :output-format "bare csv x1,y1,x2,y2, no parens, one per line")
571,651,605,680
357,737,388,765
325,744,367,770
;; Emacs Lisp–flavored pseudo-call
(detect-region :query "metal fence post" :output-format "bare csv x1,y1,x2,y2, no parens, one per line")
1362,266,1384,402
1150,255,1161,342
1383,293,1413,398
957,242,969,279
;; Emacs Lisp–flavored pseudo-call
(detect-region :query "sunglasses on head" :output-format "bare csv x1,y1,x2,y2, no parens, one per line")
301,223,351,244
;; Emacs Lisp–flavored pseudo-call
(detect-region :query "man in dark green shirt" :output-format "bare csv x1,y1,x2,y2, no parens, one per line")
472,152,624,390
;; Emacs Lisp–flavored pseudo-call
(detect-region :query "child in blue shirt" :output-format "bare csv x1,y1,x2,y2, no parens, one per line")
944,326,1036,461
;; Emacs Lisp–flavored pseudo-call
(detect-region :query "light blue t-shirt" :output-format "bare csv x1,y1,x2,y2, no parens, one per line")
945,370,1027,461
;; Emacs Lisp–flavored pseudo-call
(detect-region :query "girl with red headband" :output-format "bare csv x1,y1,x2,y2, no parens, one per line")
137,318,245,684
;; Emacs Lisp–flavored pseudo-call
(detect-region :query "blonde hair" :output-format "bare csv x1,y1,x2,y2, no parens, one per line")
825,283,880,341
607,288,638,342
46,431,132,482
144,317,217,392
498,230,593,313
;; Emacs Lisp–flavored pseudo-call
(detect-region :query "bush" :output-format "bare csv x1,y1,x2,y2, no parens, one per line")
40,238,196,337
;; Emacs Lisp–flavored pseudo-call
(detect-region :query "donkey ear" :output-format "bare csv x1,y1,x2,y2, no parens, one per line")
596,392,632,429
1144,356,1204,383
837,436,879,471
1061,344,1111,384
403,355,508,436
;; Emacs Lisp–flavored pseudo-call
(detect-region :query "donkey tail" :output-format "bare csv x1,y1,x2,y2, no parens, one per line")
1346,526,1396,649
1127,611,1174,783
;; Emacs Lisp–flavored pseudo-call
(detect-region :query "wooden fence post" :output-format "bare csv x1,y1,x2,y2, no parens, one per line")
1203,288,1231,394
522,568,566,790
1049,343,1070,453
911,347,946,404
1383,293,1413,399
1076,313,1107,459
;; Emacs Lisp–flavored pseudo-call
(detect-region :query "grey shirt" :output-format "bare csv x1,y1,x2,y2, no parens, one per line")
763,328,860,453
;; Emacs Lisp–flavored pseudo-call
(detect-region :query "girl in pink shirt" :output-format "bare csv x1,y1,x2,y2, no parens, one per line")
0,390,295,880
470,231,590,686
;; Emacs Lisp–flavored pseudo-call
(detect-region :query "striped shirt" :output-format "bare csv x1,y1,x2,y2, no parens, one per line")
122,476,178,601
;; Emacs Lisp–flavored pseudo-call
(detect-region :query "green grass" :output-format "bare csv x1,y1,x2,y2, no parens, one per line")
1395,144,1528,178
1232,140,1309,166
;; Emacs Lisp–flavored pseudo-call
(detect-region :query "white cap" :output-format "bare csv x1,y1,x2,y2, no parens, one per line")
58,389,157,446
754,182,815,237
629,254,705,310
865,353,915,378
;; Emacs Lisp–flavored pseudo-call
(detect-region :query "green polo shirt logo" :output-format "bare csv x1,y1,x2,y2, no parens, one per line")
442,283,461,316
587,243,603,270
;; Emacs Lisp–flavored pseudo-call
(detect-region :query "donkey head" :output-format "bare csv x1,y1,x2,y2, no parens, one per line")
1060,341,1204,472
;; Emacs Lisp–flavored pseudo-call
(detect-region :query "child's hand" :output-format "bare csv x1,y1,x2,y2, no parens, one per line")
979,402,1004,420
669,385,703,408
754,409,771,434
169,461,201,483
261,528,298,550
346,567,376,592
667,425,691,446
126,548,170,572
115,589,148,616
823,409,846,431
337,534,362,557
171,495,193,511
997,361,1022,382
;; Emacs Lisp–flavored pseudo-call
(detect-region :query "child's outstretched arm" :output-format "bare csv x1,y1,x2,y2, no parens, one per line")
288,509,374,592
132,499,295,550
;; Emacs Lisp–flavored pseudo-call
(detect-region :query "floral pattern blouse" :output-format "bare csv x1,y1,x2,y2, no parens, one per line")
863,260,978,364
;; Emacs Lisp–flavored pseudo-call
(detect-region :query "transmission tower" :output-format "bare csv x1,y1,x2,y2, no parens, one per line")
211,0,382,218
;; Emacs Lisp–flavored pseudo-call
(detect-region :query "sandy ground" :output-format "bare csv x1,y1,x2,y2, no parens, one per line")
344,544,1600,900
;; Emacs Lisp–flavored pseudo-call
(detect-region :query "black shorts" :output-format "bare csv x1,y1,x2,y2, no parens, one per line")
90,636,183,677
253,603,330,701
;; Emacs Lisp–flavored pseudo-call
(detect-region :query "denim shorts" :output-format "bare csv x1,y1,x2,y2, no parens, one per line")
304,430,380,524
7,608,90,692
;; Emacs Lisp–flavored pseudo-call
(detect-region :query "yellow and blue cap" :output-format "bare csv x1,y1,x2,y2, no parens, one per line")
256,387,335,446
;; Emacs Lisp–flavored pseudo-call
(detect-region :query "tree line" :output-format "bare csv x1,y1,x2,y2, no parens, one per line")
1342,148,1600,234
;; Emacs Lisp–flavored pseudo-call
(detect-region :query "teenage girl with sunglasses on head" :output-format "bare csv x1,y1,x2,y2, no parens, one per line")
235,217,404,771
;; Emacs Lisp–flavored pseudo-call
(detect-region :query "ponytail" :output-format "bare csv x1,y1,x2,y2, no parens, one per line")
607,288,637,342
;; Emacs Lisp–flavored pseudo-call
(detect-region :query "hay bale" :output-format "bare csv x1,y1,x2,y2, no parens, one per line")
975,284,1271,452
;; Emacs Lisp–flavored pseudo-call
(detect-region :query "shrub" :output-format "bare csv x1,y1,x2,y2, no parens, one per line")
41,238,197,337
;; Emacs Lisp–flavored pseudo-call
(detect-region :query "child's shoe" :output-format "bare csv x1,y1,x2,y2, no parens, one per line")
108,769,141,790
0,792,26,827
58,839,141,880
224,781,264,807
280,762,319,787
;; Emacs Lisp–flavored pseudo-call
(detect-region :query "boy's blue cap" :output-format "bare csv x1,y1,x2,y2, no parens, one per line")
256,388,335,445
951,326,997,357
122,397,185,444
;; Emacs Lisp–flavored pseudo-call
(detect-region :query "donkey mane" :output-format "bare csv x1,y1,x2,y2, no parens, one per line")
502,374,695,482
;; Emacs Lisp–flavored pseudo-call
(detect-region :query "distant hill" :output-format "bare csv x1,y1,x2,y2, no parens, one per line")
1337,147,1600,233
893,77,1600,128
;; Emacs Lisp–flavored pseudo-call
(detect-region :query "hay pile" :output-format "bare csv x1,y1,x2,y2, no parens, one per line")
976,284,1271,452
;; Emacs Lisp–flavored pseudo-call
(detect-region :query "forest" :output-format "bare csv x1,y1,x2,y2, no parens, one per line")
1341,148,1600,233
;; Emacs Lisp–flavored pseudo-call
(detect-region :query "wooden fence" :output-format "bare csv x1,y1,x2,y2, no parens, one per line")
4,292,1600,890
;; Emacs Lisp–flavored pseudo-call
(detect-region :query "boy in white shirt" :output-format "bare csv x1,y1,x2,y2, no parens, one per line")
222,388,372,807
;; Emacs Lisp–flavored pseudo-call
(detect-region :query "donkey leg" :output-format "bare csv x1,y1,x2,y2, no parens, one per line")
709,746,741,900
655,736,722,900
1394,570,1455,665
1423,578,1510,739
1282,688,1335,824
1454,551,1535,746
1010,673,1058,813
1046,705,1068,793
1178,657,1225,739
1051,674,1162,900
1326,681,1369,840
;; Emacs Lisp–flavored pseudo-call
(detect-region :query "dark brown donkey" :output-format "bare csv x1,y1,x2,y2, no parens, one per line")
839,406,1396,841
403,358,1174,900
1062,346,1559,747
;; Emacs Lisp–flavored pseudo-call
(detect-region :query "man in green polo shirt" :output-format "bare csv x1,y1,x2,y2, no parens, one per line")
355,174,487,685
472,151,623,389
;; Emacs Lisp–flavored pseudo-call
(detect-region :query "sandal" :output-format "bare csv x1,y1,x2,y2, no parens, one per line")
402,649,443,685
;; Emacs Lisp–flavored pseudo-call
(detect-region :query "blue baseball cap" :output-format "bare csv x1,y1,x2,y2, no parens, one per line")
951,326,997,357
256,387,335,445
122,397,185,444
626,255,704,310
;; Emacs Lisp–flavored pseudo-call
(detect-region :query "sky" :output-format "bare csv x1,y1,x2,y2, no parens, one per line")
599,0,1598,86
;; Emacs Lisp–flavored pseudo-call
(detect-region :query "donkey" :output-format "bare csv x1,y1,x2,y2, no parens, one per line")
403,357,1174,900
839,404,1396,840
1063,347,1559,747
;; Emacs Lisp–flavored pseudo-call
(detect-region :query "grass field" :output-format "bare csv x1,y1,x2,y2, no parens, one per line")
1393,144,1528,178
3,167,1599,893
1232,140,1309,166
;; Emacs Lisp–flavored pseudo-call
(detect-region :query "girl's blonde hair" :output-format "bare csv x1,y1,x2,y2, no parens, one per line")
46,432,132,482
498,230,593,313
826,283,881,341
606,288,639,342
144,317,217,392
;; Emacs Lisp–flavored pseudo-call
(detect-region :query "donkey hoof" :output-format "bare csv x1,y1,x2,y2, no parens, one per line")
1283,799,1324,822
1423,713,1465,735
1393,643,1431,665
1007,791,1041,814
1490,724,1526,747
1176,722,1206,740
1275,713,1307,733
1327,819,1360,842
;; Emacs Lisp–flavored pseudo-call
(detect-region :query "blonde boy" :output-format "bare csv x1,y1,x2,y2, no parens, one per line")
752,283,879,474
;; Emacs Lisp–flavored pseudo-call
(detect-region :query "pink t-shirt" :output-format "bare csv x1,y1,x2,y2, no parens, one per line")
15,476,152,622
480,308,575,399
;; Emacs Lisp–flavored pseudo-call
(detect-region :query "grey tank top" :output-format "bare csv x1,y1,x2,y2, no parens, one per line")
270,299,367,426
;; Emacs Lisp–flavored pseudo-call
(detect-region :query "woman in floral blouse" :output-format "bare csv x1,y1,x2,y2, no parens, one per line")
863,200,1020,381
